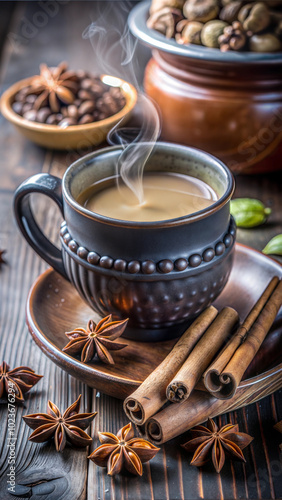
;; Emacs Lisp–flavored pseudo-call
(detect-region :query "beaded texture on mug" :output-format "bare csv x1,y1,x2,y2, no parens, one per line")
59,217,236,276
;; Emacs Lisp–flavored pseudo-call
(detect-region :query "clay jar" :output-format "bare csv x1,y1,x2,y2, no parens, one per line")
129,2,282,174
14,143,235,341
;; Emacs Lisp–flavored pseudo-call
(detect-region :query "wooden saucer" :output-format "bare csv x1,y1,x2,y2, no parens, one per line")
26,244,282,399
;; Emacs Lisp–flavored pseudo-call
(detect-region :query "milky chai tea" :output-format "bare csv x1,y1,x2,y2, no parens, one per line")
77,172,218,222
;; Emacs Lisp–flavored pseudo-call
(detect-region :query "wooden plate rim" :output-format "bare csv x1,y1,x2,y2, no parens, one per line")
26,243,282,392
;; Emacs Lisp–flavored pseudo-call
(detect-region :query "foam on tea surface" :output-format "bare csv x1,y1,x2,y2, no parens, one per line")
77,172,217,222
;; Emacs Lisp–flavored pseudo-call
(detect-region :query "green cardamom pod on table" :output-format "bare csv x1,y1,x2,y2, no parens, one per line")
262,235,282,256
230,198,271,228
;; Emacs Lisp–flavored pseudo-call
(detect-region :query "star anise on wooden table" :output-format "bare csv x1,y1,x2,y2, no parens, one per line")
182,417,253,473
63,315,129,365
23,394,97,452
26,62,79,112
0,361,42,402
88,422,160,476
0,249,7,267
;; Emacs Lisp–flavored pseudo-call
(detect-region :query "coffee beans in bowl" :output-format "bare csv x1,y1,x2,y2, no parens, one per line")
1,62,137,150
12,62,126,127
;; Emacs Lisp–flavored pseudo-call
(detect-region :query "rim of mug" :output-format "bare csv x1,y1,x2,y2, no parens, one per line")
63,142,235,228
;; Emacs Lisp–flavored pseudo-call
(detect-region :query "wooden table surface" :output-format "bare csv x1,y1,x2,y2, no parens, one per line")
0,2,281,499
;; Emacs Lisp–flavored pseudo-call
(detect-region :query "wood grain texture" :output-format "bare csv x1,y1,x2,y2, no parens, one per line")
0,2,281,500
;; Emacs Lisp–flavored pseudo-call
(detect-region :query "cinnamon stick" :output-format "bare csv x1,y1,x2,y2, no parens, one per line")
204,277,282,400
166,307,239,403
140,362,282,444
123,306,218,425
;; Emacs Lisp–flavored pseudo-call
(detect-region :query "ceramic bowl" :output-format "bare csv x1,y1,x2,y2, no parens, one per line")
0,75,137,150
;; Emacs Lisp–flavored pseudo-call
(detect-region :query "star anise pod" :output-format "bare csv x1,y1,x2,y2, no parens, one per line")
0,361,42,402
0,249,6,267
63,315,129,365
182,418,253,473
88,422,160,476
219,21,247,52
26,62,79,112
23,394,96,452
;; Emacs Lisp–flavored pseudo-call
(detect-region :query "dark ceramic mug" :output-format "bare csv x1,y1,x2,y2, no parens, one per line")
14,143,235,341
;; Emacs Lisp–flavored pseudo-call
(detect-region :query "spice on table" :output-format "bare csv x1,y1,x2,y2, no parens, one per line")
0,249,6,267
263,235,282,256
124,306,218,425
0,361,42,402
181,418,253,473
142,369,280,445
88,422,159,476
204,277,281,399
166,307,239,403
230,198,271,228
63,315,128,365
23,394,96,452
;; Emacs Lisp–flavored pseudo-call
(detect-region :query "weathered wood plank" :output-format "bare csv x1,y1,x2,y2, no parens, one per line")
0,2,281,500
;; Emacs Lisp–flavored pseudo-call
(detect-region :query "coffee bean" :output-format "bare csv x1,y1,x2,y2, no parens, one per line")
22,102,33,113
109,87,121,97
23,109,37,121
90,82,104,96
103,94,119,114
78,114,93,124
61,107,69,117
67,105,79,119
78,89,93,101
15,88,29,101
81,78,93,90
25,94,37,104
12,72,127,128
12,101,23,115
76,69,88,79
46,114,58,125
78,100,95,116
96,98,108,113
58,117,77,128
36,107,51,123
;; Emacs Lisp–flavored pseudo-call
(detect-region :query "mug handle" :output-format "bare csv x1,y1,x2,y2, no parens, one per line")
13,173,68,280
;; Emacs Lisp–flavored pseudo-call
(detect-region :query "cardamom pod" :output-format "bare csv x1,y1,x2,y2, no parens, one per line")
230,198,271,228
262,235,282,256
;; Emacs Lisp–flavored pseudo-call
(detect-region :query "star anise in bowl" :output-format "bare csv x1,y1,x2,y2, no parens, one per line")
0,361,42,402
26,61,79,113
182,417,253,473
9,62,127,127
63,315,129,365
23,394,97,452
1,62,137,150
88,422,160,476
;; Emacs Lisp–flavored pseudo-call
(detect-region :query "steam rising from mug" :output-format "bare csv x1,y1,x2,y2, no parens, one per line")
83,1,160,204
